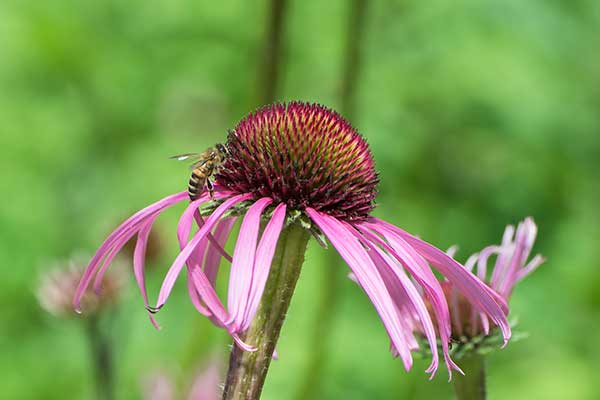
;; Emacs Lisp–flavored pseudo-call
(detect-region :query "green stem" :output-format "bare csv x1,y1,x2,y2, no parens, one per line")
257,0,288,105
86,316,114,400
453,353,487,400
293,252,340,400
222,223,310,400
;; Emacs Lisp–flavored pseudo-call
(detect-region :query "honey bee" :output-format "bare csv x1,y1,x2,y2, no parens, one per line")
171,143,229,200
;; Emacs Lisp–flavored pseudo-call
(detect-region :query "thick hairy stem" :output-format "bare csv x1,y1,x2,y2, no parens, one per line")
86,316,114,400
222,224,310,400
453,353,487,400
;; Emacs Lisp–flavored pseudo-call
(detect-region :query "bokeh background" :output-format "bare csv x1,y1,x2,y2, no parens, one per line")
1,0,599,399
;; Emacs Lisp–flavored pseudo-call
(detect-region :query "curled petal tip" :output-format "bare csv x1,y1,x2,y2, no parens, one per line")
147,313,161,330
232,334,257,352
145,304,164,314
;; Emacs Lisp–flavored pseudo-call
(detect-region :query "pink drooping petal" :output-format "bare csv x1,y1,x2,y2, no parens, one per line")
187,260,256,348
226,198,272,328
358,222,460,377
306,208,413,371
477,245,500,280
446,245,459,259
194,212,233,263
465,254,479,273
467,251,489,339
134,215,161,329
498,218,538,297
241,202,287,331
371,218,511,344
449,285,463,337
204,217,237,286
362,236,440,377
155,193,253,311
490,224,515,288
187,264,228,327
176,197,212,317
186,269,212,317
74,191,188,312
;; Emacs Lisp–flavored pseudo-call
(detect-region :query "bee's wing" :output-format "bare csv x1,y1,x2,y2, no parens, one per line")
169,153,203,162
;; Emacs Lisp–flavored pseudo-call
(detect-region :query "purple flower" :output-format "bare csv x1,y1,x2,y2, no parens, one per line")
74,102,510,377
443,217,544,338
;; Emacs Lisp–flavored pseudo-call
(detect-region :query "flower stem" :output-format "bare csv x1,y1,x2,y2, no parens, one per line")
86,316,114,400
222,223,310,400
257,0,288,105
453,353,487,400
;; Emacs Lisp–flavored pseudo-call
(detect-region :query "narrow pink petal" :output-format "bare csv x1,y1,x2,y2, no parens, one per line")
490,224,515,288
175,197,213,316
231,334,256,352
306,208,413,371
155,193,253,310
74,191,188,311
227,198,273,328
363,237,440,377
204,217,237,286
241,203,286,331
446,245,459,258
93,222,147,293
371,218,511,344
450,286,463,337
194,212,233,263
134,215,161,329
498,218,538,297
516,254,545,281
186,271,212,317
359,221,462,376
477,245,499,281
465,254,479,273
188,265,229,325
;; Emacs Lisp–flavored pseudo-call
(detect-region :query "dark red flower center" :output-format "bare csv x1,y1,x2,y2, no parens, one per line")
216,102,379,221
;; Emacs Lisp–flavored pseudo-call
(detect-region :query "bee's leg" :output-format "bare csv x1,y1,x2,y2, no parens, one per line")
206,179,215,200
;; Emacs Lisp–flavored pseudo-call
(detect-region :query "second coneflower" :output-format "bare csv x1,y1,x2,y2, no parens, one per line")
75,102,510,399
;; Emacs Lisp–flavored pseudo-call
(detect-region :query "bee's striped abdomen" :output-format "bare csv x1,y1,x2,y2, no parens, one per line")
188,169,204,200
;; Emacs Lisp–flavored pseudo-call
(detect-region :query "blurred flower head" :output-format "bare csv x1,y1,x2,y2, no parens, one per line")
38,255,126,318
444,217,545,339
75,102,510,377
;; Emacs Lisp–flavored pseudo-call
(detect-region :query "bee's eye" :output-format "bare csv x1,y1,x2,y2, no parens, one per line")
216,143,227,154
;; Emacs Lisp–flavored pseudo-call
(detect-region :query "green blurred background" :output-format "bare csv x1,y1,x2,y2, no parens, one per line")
1,0,599,399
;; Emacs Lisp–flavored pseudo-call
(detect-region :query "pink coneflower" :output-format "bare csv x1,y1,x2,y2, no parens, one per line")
74,102,510,385
444,217,544,340
39,255,125,318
